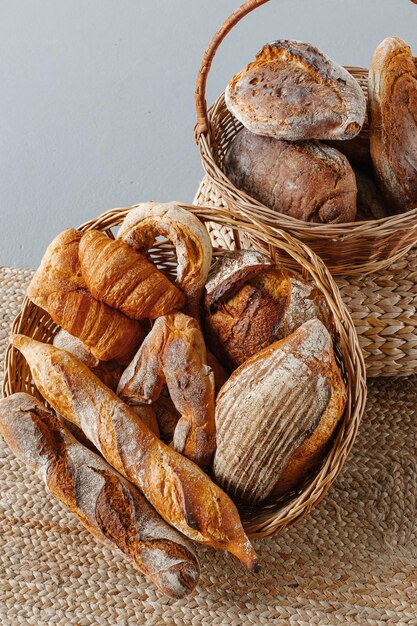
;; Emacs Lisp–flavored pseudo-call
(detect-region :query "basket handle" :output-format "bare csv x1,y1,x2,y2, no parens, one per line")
195,0,270,138
195,0,417,139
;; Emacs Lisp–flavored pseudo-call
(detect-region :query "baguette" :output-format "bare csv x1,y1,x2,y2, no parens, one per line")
11,334,258,570
117,313,216,468
0,393,199,598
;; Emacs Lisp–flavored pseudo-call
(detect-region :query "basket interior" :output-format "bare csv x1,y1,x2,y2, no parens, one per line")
4,207,365,537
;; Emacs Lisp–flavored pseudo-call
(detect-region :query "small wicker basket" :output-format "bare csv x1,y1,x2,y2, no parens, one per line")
194,0,417,275
2,203,366,539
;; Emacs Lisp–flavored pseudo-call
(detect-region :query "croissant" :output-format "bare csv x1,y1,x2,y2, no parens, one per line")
79,230,185,320
117,313,216,468
118,202,212,320
27,229,144,362
12,334,258,570
0,393,199,598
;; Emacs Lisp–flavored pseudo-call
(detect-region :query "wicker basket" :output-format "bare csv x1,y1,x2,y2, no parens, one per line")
195,177,417,378
194,0,417,275
2,203,366,539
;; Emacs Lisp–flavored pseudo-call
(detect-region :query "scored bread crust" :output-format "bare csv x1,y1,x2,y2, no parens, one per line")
369,36,417,213
226,40,366,141
212,319,346,504
0,393,200,599
223,130,357,223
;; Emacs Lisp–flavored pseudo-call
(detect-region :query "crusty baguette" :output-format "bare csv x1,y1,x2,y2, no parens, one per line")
79,230,185,320
369,36,417,213
27,229,144,362
118,202,212,320
203,250,332,370
213,319,346,503
223,130,357,223
225,40,366,141
0,393,199,599
11,334,258,570
117,313,216,469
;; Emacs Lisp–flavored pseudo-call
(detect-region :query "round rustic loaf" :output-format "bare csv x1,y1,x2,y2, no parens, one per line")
212,319,347,503
203,250,332,370
223,129,357,223
225,40,366,141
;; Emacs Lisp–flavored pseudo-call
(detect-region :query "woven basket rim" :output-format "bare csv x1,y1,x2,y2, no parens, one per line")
2,202,367,539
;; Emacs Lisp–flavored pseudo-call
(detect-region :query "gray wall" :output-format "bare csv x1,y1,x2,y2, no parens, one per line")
1,0,416,267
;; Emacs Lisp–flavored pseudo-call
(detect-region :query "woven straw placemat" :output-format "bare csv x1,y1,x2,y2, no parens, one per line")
0,266,416,626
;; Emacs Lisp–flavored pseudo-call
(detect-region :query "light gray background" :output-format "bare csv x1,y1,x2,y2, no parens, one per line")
1,0,416,267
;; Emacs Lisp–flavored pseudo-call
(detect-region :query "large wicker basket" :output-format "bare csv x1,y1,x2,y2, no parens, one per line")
194,0,417,275
2,203,366,539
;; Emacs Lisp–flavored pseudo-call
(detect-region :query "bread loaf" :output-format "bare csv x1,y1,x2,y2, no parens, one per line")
213,319,346,503
203,250,332,370
0,393,199,598
118,313,216,468
118,202,212,320
79,230,185,319
11,335,257,570
369,37,417,213
225,40,366,141
223,130,357,223
27,229,144,362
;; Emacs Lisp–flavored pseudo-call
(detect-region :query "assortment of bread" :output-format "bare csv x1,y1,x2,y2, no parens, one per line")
1,202,347,597
224,37,417,223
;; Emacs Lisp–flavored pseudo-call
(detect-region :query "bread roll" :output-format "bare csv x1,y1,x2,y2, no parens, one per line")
203,250,332,370
0,393,199,598
118,313,216,468
11,334,258,570
27,229,144,362
369,37,417,213
223,130,357,223
79,230,186,320
226,40,366,141
213,319,346,503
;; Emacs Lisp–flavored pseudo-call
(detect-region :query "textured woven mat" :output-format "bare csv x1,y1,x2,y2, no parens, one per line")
0,266,416,625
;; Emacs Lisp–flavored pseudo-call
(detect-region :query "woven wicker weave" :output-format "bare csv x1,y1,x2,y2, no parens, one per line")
194,0,417,275
195,177,417,378
0,266,415,623
2,203,366,540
